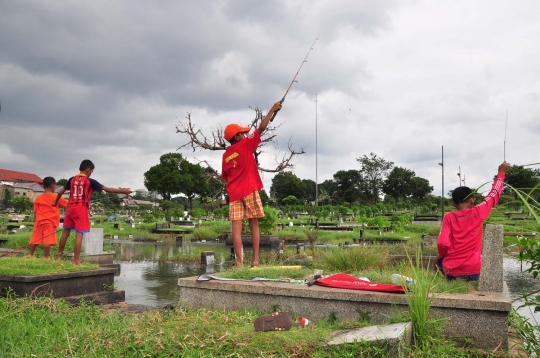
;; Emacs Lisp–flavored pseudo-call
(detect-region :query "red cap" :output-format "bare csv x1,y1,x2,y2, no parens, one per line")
224,124,251,142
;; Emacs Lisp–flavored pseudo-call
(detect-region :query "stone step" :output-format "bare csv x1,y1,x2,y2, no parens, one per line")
328,322,412,356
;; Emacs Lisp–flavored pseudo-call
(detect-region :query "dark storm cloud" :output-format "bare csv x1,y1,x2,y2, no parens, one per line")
2,0,538,196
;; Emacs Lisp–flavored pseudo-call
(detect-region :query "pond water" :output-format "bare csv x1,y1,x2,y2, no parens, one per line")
110,240,540,323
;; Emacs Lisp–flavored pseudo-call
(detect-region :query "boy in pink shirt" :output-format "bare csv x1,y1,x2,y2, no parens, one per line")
436,161,508,280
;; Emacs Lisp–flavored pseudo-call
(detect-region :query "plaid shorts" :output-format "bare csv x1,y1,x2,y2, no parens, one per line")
229,191,265,221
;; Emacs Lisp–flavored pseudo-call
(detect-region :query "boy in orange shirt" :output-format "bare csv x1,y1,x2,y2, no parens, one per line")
29,177,68,258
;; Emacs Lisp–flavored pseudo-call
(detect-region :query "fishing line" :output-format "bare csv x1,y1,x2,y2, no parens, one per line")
1,228,63,258
270,36,318,122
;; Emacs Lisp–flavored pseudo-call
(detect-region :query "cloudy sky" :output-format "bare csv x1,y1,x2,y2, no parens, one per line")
1,1,539,198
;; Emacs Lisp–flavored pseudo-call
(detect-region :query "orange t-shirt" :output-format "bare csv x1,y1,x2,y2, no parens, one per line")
34,192,68,227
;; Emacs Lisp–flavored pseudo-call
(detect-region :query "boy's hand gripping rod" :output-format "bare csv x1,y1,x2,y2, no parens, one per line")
270,36,318,122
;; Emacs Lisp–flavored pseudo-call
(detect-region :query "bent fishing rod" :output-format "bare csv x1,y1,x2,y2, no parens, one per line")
270,36,318,122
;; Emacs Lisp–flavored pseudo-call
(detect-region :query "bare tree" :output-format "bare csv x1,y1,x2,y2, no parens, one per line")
176,106,305,173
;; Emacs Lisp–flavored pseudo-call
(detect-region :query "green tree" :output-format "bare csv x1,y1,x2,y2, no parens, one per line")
382,167,416,203
503,165,540,199
9,196,33,213
144,153,186,201
178,159,209,209
3,189,11,206
318,179,339,205
333,169,363,206
144,153,212,208
56,178,68,186
302,179,316,203
409,177,434,202
357,153,394,204
270,171,306,205
259,189,270,206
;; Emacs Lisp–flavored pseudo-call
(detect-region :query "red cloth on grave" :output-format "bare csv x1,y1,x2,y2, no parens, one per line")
315,273,405,293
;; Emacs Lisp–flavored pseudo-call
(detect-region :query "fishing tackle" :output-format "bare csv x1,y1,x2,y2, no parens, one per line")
270,36,318,122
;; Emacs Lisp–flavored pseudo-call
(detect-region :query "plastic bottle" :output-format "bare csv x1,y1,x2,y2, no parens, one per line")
391,273,414,286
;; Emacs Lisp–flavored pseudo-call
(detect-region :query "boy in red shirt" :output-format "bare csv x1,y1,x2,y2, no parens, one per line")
29,177,69,258
436,161,508,280
53,159,132,266
221,101,282,268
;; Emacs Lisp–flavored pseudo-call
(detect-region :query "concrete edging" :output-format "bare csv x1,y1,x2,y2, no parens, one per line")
178,277,511,350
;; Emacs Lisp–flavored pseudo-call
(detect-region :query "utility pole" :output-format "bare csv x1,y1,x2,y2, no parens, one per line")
315,94,318,208
457,166,462,186
438,146,444,220
462,174,466,187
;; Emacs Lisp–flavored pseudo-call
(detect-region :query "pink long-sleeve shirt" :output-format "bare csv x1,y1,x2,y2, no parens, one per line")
437,173,505,277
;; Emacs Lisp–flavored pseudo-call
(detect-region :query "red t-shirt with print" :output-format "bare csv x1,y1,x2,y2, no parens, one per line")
221,129,263,202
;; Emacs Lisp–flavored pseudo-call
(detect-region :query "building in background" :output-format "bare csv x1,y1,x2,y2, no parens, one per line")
0,169,43,208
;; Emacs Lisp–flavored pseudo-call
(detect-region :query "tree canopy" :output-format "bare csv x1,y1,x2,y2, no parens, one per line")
270,171,306,205
144,153,220,208
357,152,394,204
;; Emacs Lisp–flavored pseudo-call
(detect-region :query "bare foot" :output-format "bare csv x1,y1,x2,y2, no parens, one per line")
56,253,63,260
229,261,244,270
251,261,259,267
72,261,83,267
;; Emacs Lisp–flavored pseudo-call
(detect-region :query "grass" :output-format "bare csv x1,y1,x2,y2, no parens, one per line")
0,257,98,276
219,265,312,280
0,296,501,357
0,296,389,357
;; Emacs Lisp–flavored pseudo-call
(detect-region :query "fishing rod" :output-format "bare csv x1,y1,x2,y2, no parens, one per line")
522,162,540,167
504,110,508,161
270,36,318,122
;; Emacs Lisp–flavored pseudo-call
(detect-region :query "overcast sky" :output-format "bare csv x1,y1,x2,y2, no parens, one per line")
1,1,539,199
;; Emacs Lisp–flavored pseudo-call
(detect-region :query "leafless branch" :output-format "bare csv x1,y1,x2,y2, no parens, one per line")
258,138,306,173
176,106,305,173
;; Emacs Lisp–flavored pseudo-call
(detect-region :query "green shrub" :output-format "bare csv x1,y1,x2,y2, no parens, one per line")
258,206,279,235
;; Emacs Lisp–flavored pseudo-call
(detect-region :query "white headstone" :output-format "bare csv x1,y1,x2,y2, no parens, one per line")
82,228,104,255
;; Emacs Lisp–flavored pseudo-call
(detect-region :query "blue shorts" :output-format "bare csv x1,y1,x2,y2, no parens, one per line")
437,259,480,281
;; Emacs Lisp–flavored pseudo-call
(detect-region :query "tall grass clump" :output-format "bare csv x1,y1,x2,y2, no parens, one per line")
319,246,389,273
191,227,218,240
404,248,445,349
505,183,540,356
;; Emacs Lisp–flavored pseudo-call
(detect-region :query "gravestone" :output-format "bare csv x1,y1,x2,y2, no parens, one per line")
479,224,504,292
201,251,215,266
67,228,115,266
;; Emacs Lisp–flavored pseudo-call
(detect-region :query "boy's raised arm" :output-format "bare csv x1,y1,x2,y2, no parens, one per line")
52,187,66,206
257,102,283,135
102,186,132,195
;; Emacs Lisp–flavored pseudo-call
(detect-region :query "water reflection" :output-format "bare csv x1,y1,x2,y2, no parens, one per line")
111,240,238,307
503,256,540,323
111,240,540,322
